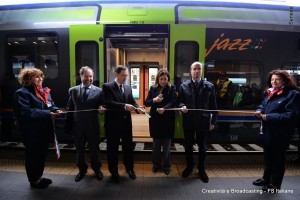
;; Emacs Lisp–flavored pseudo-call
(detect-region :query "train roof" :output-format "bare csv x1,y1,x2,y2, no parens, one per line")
0,0,299,7
0,0,299,31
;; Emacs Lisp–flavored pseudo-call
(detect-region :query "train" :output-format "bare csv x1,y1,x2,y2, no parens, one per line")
0,0,300,145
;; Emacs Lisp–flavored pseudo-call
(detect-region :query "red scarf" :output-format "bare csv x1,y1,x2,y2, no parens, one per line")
34,85,50,104
266,88,283,100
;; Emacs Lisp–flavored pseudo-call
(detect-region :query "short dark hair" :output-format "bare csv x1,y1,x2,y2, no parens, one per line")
114,65,127,74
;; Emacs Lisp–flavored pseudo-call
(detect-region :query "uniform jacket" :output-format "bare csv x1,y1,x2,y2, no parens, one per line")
67,84,103,137
257,87,300,148
13,86,59,145
178,79,218,131
144,85,177,138
103,81,139,133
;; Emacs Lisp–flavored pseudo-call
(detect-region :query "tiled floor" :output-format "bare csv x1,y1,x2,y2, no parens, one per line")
1,155,300,179
1,152,300,200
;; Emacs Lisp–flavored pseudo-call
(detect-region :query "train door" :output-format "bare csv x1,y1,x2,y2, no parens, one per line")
69,24,105,138
69,24,105,86
169,24,206,140
128,62,159,106
105,25,168,141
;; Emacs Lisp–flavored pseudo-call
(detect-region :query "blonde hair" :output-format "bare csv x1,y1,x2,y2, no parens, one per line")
17,68,44,86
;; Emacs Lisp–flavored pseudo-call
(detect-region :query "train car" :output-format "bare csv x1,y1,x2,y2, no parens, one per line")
0,0,300,145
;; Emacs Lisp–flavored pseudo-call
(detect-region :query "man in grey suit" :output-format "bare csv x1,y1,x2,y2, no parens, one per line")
67,66,105,182
102,65,143,183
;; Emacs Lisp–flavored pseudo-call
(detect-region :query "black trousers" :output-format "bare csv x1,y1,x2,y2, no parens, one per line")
262,145,286,189
106,130,134,175
183,129,209,171
297,126,300,157
74,131,101,173
298,137,300,157
24,142,49,183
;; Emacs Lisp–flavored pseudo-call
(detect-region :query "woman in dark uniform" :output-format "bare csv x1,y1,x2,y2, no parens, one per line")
253,69,300,192
13,68,62,189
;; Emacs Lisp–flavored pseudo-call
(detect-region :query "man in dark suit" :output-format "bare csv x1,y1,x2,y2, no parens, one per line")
67,66,104,182
178,61,218,183
102,65,143,183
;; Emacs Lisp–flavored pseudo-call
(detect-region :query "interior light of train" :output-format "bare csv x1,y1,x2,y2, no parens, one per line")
230,78,247,84
120,33,152,37
33,21,98,26
286,70,300,75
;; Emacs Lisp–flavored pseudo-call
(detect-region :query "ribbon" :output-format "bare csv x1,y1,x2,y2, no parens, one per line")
157,108,256,115
52,120,61,159
61,108,257,119
62,108,151,118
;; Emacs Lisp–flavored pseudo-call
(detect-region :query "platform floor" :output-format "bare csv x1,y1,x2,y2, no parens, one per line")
0,155,300,200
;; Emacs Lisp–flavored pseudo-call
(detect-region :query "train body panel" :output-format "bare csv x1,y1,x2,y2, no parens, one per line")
0,0,299,144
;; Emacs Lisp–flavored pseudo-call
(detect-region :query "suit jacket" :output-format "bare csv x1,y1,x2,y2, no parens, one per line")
13,86,59,145
102,81,139,133
67,84,103,137
178,79,218,132
144,85,177,138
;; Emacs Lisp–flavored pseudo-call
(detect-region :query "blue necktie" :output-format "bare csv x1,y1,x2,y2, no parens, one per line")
83,87,88,102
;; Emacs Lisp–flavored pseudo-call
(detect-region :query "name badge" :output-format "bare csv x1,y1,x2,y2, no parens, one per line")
47,102,52,107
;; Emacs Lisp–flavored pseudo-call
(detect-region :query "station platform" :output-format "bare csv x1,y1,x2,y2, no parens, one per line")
0,150,300,200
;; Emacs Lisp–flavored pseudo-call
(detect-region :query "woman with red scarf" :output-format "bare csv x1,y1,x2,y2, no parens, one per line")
253,69,300,193
13,68,62,189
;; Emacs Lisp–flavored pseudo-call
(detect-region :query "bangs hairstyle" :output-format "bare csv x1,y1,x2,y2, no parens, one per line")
18,68,44,86
153,68,171,88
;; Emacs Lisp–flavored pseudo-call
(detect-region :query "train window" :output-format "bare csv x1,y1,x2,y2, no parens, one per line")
205,60,262,110
148,67,158,90
131,67,140,99
6,33,58,79
75,41,99,84
282,62,300,86
174,41,199,84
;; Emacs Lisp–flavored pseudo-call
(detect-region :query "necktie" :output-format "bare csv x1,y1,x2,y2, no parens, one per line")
82,87,88,102
119,84,123,94
119,84,125,102
195,81,199,88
